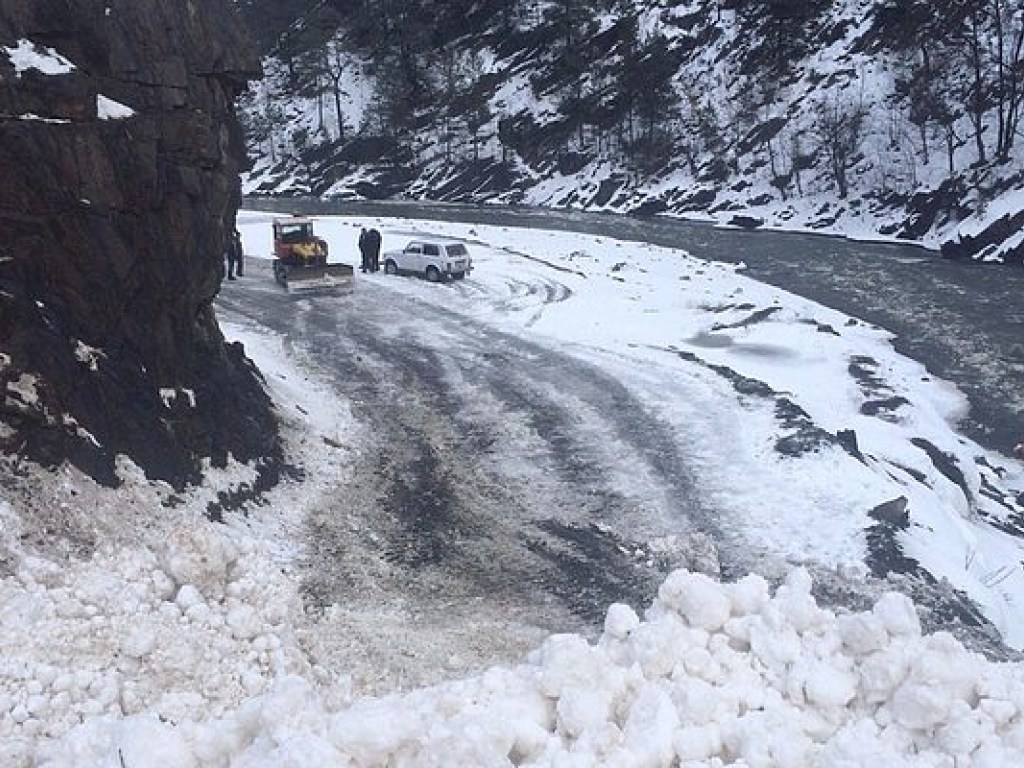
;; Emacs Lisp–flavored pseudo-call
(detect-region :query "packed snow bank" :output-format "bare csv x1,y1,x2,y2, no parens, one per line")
0,520,317,752
0,321,360,766
26,568,1024,767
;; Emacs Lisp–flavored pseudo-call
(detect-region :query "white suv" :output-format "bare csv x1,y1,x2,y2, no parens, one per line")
382,239,472,282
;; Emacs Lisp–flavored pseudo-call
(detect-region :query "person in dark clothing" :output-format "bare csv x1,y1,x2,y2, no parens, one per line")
225,229,242,280
366,228,382,272
232,229,244,277
358,228,370,273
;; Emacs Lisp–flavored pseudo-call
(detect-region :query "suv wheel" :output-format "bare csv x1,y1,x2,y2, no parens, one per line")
384,259,398,275
425,266,441,282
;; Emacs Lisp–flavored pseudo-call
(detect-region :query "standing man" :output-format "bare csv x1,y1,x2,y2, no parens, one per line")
366,227,382,272
225,229,241,280
232,229,244,277
358,227,369,273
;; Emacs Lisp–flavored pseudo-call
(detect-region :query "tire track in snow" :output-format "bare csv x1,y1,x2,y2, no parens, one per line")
218,274,723,629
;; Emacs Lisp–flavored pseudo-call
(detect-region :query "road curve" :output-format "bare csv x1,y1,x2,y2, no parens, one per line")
216,263,718,665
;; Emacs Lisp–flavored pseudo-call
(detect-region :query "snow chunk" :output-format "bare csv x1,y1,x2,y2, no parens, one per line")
328,696,428,764
226,604,261,641
175,584,205,611
116,715,196,768
603,603,640,639
873,591,922,637
158,524,239,599
728,573,772,616
774,567,830,632
791,656,858,709
656,569,732,630
836,611,889,655
120,625,158,660
622,684,680,765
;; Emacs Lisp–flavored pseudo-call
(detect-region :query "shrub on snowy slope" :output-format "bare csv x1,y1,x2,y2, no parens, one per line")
240,0,1024,262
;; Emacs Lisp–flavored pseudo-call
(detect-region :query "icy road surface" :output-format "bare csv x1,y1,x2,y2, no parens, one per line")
216,260,720,659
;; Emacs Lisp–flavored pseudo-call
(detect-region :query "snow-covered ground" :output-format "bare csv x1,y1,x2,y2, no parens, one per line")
3,214,1024,765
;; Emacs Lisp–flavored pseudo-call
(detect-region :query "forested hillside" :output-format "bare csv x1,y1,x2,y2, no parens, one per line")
237,0,1024,262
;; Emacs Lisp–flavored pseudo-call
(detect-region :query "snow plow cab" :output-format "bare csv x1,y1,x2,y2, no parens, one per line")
271,216,353,294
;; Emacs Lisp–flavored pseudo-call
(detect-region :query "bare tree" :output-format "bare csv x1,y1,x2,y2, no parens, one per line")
243,83,286,163
813,94,867,198
787,132,814,197
889,0,1024,163
990,0,1024,159
322,39,349,142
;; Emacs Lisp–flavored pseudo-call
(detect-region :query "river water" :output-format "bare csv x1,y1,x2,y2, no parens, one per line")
243,197,1024,457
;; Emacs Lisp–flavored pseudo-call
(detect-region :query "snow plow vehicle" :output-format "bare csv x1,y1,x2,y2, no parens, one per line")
271,216,353,294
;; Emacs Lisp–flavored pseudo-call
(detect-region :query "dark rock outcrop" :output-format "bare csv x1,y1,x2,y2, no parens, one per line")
0,0,279,488
940,207,1024,264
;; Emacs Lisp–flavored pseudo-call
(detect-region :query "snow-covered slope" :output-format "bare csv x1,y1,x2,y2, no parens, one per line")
240,0,1024,263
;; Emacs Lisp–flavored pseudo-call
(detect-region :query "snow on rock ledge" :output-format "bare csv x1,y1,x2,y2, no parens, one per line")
22,567,1024,767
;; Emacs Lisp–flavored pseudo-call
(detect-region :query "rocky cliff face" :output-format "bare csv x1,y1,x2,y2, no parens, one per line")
0,0,280,488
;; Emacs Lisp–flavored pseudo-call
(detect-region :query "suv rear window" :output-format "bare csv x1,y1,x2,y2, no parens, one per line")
445,244,468,257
